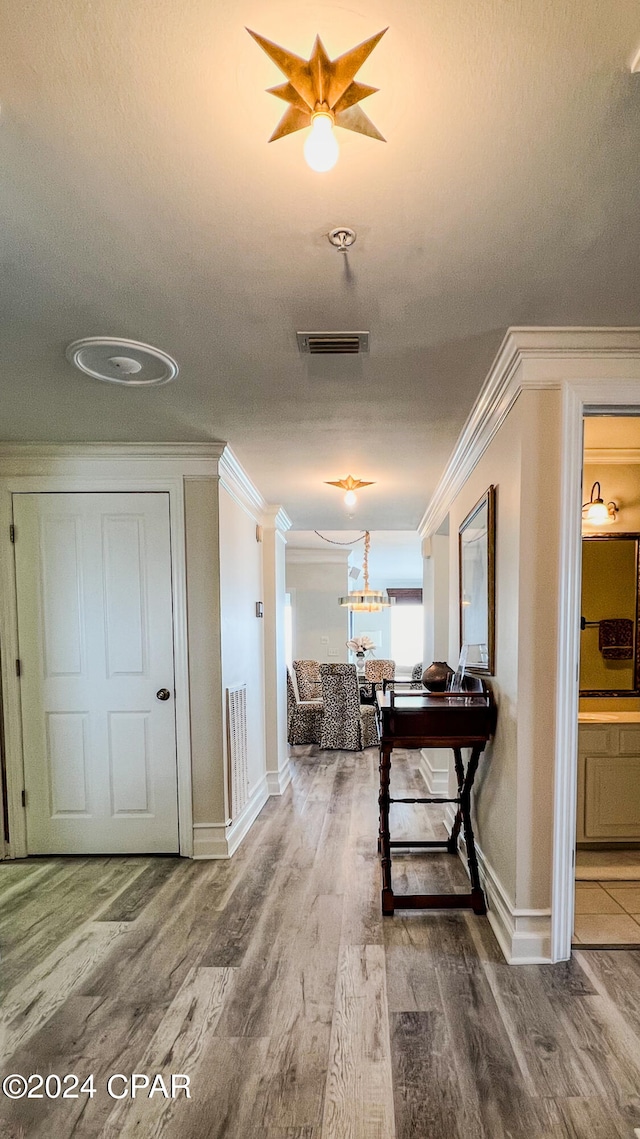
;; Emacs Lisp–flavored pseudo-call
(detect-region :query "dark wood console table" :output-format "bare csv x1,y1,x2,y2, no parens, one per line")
375,679,496,915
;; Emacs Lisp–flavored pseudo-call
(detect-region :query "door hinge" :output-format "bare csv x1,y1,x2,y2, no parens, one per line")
21,789,27,808
9,524,15,543
15,659,21,677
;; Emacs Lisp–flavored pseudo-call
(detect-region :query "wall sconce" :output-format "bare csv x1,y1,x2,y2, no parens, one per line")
247,28,387,172
325,474,375,510
582,481,618,525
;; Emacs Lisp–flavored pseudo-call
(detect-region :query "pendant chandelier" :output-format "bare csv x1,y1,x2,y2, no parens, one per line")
339,531,393,612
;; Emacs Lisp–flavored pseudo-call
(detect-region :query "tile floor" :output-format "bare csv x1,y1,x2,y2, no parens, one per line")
573,880,640,945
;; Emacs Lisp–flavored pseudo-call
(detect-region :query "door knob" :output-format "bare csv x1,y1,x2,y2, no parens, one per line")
156,688,171,701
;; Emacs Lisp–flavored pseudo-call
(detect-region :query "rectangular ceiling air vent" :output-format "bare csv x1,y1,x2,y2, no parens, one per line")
296,331,370,355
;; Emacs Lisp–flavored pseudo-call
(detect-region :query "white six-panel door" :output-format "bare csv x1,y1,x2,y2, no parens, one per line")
14,492,179,854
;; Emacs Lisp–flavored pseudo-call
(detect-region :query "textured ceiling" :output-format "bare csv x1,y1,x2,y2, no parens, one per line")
1,1,640,527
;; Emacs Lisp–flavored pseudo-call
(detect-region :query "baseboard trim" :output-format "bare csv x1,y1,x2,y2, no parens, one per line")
419,749,449,797
266,760,292,796
442,805,552,964
192,775,269,859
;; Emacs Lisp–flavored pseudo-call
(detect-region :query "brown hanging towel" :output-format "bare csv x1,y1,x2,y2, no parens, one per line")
598,618,634,660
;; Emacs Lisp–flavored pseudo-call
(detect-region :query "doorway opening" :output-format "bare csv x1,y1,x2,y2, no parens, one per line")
573,415,640,948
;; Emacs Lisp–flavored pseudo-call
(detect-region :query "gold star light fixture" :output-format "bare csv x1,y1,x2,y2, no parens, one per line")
247,27,387,172
325,474,375,510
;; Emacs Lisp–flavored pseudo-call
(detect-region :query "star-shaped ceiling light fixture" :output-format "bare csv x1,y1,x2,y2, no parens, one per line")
325,474,375,509
247,27,387,172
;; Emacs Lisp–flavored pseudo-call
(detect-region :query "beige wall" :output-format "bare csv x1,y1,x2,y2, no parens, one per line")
219,485,266,798
423,531,449,667
184,478,225,828
583,461,640,532
445,388,562,910
263,516,289,789
185,476,275,851
286,552,349,663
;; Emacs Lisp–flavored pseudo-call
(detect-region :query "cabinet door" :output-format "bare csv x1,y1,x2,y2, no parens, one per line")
584,754,640,839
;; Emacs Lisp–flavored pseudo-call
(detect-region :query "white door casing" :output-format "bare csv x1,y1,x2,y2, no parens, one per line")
14,492,179,854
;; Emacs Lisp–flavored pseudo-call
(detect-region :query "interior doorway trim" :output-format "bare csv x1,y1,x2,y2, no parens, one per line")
553,382,640,960
0,443,225,859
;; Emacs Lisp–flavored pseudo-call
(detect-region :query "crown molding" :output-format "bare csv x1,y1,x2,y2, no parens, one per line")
0,440,228,479
584,448,640,465
218,445,268,520
0,441,227,460
263,504,293,532
0,441,287,525
418,327,640,538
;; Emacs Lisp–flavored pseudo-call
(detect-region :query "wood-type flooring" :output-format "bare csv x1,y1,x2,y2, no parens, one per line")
1,746,640,1138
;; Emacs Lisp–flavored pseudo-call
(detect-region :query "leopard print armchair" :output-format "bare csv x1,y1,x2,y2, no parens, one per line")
410,662,423,689
287,668,323,746
319,663,378,750
364,658,396,691
293,659,322,701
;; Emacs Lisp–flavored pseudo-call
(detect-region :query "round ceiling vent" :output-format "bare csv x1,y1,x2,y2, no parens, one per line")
65,338,179,387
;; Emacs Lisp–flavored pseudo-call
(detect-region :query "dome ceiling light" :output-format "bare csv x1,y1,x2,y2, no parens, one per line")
247,27,387,172
66,338,179,387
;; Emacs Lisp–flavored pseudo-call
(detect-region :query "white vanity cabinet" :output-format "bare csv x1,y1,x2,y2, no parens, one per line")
577,718,640,843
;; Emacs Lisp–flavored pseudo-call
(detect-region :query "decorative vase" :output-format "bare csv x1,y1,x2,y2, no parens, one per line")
422,661,454,691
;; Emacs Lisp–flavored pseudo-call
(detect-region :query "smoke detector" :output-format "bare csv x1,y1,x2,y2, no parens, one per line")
297,331,369,355
65,338,179,387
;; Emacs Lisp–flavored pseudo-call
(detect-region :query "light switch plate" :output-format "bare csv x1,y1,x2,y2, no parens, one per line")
327,648,339,657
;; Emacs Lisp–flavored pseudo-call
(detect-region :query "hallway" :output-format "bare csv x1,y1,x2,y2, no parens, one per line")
1,747,640,1138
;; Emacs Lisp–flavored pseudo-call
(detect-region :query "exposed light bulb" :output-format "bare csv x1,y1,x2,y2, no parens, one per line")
582,482,617,525
344,489,357,508
304,111,339,172
584,501,614,525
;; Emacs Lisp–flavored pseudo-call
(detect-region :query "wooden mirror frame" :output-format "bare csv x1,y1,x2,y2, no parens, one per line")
580,533,640,697
458,485,496,677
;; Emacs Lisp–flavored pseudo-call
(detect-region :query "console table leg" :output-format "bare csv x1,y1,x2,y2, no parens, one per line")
379,744,393,911
460,744,486,914
382,888,395,915
448,747,465,852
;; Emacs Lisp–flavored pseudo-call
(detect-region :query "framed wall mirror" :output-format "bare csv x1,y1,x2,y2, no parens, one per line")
580,534,640,696
458,485,496,676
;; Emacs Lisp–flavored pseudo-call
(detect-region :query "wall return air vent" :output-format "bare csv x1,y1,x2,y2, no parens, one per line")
296,331,370,355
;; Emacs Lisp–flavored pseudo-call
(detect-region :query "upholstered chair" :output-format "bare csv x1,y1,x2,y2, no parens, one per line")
410,662,423,689
319,663,378,750
293,659,322,701
364,658,395,689
287,668,323,746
